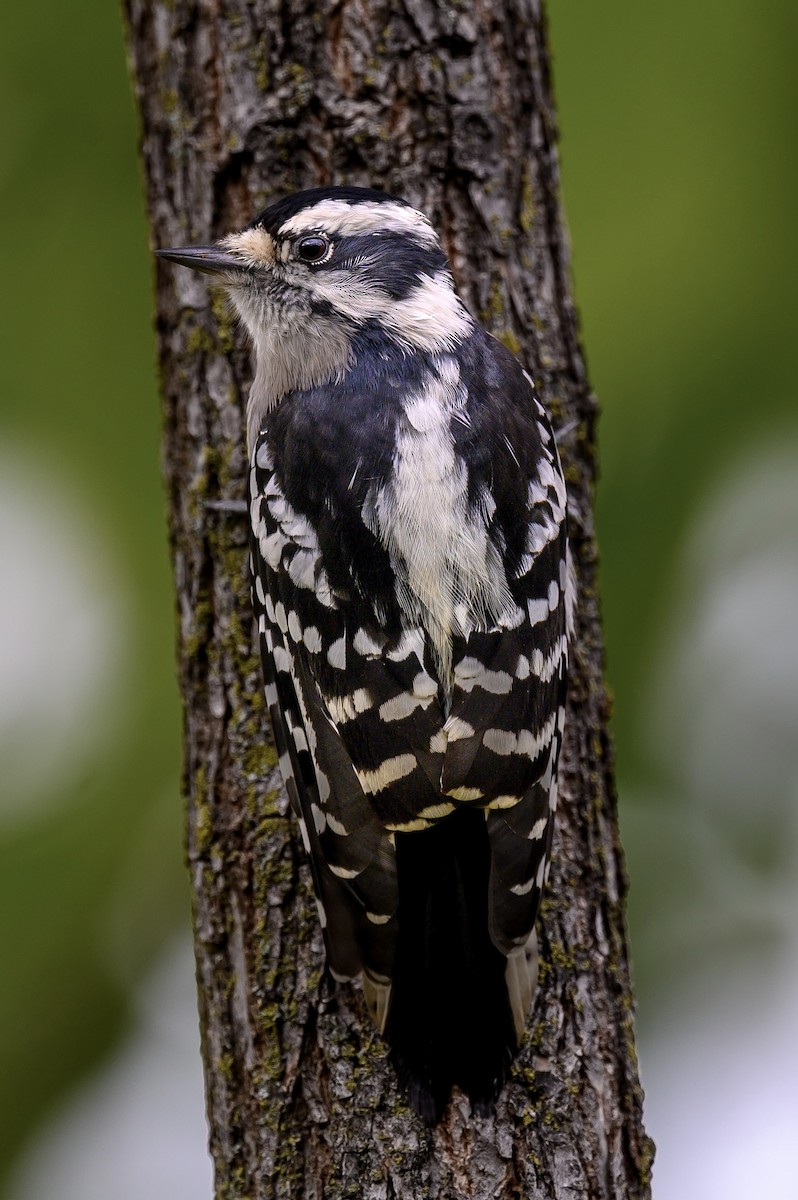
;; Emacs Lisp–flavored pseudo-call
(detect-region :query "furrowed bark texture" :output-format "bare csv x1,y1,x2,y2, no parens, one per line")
125,1,653,1195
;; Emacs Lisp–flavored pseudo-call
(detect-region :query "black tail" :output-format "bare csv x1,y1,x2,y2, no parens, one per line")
385,807,517,1123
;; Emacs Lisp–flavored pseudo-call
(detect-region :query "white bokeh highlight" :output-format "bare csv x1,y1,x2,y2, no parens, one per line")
641,438,798,1200
653,441,798,824
8,937,212,1200
0,444,127,828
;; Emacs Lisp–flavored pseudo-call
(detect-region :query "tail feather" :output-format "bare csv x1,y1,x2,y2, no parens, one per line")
384,808,518,1122
504,933,538,1040
362,972,392,1031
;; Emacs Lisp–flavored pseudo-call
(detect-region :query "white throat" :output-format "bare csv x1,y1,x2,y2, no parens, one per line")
227,265,473,456
229,288,354,455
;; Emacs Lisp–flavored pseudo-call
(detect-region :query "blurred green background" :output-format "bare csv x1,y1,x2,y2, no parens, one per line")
1,2,796,1197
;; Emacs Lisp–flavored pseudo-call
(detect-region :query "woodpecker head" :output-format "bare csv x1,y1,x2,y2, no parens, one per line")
158,186,472,450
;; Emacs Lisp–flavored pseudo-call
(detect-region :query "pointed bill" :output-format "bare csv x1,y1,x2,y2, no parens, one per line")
156,245,248,275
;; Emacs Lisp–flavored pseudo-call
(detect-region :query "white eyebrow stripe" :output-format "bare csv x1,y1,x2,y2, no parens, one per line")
278,199,439,246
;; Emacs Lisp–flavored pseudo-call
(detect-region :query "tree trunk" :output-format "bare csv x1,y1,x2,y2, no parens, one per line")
124,0,653,1195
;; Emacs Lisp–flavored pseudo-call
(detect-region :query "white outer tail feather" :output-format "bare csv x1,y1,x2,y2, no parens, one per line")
361,930,538,1039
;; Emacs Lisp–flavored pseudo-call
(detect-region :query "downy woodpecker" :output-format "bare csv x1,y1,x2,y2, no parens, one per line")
158,186,573,1122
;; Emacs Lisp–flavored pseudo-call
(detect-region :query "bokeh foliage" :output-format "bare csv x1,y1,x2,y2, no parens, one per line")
0,0,183,1182
0,0,796,1191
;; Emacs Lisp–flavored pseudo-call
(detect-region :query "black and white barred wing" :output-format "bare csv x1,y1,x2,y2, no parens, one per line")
249,444,449,994
442,389,571,966
249,381,570,1024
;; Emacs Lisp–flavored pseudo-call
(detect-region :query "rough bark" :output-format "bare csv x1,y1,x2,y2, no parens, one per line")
124,0,653,1196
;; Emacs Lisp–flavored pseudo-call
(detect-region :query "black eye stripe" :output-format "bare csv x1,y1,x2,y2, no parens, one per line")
296,234,332,264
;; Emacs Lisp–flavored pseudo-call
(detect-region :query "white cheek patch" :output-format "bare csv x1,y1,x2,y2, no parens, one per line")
385,272,473,351
306,270,472,353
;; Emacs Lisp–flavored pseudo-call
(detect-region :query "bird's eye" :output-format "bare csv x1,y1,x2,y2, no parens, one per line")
295,235,332,265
